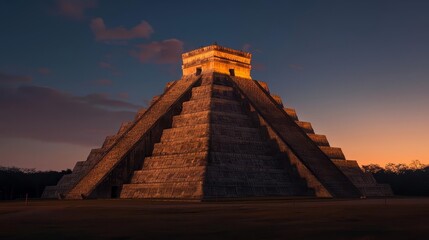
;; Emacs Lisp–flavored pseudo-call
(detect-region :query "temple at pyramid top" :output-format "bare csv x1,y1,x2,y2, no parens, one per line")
182,44,252,78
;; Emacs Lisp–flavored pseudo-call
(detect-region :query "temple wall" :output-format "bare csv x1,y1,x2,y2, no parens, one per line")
182,45,251,78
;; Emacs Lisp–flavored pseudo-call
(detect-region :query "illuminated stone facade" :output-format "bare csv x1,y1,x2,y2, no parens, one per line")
182,44,251,78
43,44,392,200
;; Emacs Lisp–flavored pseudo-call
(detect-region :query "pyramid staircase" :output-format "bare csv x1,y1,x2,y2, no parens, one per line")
120,75,312,199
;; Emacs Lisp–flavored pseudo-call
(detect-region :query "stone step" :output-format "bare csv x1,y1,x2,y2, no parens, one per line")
211,85,236,100
55,174,79,187
161,123,262,143
210,139,273,155
153,137,271,156
85,148,105,165
149,95,160,106
307,134,330,147
142,152,285,170
295,121,315,134
332,159,378,185
284,108,298,121
210,98,244,113
271,94,283,106
131,166,302,187
210,111,255,127
181,98,244,114
172,111,254,128
212,84,234,92
142,152,208,169
117,121,133,135
130,166,205,184
160,124,210,142
120,181,204,199
213,75,234,86
319,146,346,160
73,159,101,173
72,161,85,172
152,137,209,155
172,111,210,127
204,167,299,185
209,152,282,169
101,135,117,149
210,124,263,142
257,81,270,92
190,84,236,100
190,85,211,100
134,108,147,120
169,134,270,156
164,81,176,91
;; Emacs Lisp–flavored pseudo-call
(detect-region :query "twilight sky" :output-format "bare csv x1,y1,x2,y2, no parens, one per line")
0,0,428,170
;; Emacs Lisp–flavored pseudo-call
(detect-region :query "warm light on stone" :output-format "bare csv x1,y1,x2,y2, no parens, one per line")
42,44,392,200
182,44,252,79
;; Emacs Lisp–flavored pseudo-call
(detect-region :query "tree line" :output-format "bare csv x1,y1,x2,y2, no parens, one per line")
0,160,428,200
362,160,429,196
0,166,71,200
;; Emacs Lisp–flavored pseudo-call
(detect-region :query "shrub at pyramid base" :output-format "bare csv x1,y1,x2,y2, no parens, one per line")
42,45,392,200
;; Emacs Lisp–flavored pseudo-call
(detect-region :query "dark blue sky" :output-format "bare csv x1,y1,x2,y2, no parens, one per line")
1,0,428,170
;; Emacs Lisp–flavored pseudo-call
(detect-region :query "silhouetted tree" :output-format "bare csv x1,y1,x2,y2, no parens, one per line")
363,161,429,196
362,164,384,173
0,166,71,200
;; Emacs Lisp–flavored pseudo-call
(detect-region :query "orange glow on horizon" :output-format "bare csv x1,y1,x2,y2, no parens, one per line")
295,100,429,167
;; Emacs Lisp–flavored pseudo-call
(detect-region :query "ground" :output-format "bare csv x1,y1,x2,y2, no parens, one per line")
1,198,428,240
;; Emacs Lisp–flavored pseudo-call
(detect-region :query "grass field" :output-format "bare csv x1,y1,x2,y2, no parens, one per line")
1,198,428,240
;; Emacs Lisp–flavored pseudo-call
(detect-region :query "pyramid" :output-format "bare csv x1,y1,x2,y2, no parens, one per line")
43,44,392,200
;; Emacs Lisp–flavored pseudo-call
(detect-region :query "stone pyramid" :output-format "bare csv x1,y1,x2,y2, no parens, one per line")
43,45,392,200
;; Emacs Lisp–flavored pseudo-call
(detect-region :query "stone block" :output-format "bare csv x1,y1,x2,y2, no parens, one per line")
295,121,315,134
307,134,330,147
320,146,346,160
284,108,298,121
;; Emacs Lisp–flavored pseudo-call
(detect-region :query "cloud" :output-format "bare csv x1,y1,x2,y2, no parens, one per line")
90,18,153,41
98,61,112,69
76,93,140,110
0,72,32,84
98,61,120,75
0,85,141,146
55,0,97,20
93,78,113,86
131,39,184,64
117,92,129,100
37,67,52,75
